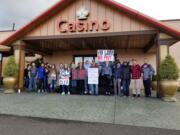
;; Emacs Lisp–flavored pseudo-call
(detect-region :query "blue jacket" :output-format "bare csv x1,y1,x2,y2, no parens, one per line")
141,63,154,80
102,65,112,76
37,67,44,79
113,65,122,79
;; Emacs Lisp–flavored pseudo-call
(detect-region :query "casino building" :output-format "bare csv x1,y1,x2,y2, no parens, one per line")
0,0,180,93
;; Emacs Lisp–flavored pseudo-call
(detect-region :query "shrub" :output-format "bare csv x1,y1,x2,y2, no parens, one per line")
3,56,18,77
159,55,179,80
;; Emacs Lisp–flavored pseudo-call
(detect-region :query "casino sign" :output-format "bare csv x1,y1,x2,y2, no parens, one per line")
56,6,111,33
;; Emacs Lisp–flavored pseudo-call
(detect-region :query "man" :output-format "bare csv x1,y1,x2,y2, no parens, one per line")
131,59,141,97
88,60,99,95
113,62,122,96
121,61,131,97
37,63,45,93
84,60,90,94
28,62,37,92
102,61,112,95
141,58,155,97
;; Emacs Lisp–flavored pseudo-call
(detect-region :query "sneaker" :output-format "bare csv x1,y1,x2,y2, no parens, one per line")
137,94,140,97
84,91,88,94
38,89,40,93
67,91,70,95
61,92,65,95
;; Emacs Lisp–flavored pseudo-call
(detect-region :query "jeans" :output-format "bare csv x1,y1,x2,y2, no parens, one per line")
123,79,130,96
37,78,43,92
77,80,85,94
50,80,56,92
113,78,121,96
43,76,48,91
143,78,151,97
62,85,69,93
28,76,36,91
24,77,29,89
89,84,98,95
84,76,89,92
103,75,111,93
71,80,77,88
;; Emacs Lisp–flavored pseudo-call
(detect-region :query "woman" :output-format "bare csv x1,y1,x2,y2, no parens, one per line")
60,64,71,95
102,61,112,95
43,63,50,92
24,64,31,89
76,62,86,94
71,62,77,93
49,64,57,92
58,63,64,93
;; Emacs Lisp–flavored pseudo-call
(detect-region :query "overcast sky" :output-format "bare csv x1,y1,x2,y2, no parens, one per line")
0,0,180,30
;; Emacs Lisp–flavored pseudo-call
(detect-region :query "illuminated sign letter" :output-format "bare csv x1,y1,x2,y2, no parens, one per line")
58,20,67,33
101,19,111,31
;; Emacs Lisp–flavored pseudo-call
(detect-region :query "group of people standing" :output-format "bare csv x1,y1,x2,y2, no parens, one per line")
24,58,154,97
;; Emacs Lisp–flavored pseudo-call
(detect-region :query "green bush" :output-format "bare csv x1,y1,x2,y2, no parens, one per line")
159,55,179,80
4,56,18,77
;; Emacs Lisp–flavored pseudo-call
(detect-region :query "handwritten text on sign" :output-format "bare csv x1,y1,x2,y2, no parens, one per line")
88,68,99,84
59,77,69,85
97,50,114,62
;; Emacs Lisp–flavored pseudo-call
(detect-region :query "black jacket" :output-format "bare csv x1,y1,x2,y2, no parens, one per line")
121,65,131,80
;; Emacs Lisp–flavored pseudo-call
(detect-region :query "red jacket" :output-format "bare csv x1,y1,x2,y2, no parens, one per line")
71,68,77,80
131,64,141,79
77,68,86,80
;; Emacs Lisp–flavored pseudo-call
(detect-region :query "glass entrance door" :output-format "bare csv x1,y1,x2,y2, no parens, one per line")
83,57,94,63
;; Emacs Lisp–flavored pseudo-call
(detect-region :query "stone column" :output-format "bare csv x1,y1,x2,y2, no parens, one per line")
159,45,169,62
156,34,170,98
13,41,25,90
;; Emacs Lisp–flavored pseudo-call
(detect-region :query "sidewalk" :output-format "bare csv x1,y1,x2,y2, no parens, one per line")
0,91,180,130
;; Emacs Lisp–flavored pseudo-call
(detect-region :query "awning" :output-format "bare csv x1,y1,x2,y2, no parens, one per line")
0,45,11,52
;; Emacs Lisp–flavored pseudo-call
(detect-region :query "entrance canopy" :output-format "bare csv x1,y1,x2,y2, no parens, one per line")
23,30,158,55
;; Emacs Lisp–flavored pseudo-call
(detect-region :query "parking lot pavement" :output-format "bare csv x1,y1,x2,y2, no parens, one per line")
0,92,180,130
0,115,180,135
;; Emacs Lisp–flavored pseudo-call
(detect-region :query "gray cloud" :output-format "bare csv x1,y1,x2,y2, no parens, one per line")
0,0,179,31
0,0,58,30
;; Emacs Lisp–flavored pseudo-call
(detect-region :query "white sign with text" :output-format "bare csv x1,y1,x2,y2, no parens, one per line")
97,50,114,62
88,68,99,84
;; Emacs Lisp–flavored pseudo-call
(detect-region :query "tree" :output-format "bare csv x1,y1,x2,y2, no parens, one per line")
159,55,179,80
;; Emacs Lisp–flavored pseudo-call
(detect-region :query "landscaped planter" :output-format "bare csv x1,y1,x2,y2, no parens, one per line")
160,80,178,102
3,56,18,94
3,77,16,94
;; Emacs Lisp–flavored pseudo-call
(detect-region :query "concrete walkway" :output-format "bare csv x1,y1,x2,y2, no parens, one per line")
0,92,180,130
